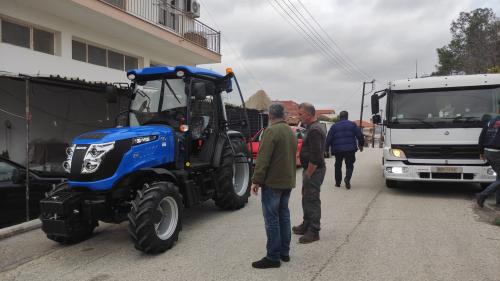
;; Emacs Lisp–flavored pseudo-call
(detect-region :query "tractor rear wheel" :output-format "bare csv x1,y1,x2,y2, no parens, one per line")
128,181,183,254
214,138,251,210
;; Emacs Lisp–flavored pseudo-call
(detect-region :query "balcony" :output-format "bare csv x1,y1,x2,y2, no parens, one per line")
99,0,220,54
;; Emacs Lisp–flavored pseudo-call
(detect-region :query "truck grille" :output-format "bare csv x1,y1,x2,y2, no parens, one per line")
394,145,480,159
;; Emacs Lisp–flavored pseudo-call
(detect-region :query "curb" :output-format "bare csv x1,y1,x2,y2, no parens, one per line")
0,219,42,240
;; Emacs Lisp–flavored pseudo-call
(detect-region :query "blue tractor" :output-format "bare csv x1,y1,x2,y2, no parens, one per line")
40,66,252,254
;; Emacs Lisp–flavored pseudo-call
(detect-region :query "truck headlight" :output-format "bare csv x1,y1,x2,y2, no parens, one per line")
390,148,406,159
487,168,497,176
62,145,76,173
81,142,115,174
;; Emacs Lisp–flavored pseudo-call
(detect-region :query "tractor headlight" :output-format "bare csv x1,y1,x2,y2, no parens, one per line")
132,135,158,145
81,142,115,174
62,145,76,173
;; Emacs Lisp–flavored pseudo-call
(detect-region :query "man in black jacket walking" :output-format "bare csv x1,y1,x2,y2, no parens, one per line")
476,104,500,208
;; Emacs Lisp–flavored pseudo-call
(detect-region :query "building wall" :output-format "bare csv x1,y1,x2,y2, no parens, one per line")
0,1,193,83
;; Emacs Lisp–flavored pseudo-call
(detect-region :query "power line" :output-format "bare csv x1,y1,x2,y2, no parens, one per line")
198,0,265,92
280,0,364,79
295,0,371,79
269,0,359,80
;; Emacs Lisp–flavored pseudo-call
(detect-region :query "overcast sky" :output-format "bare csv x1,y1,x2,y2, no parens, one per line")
198,0,500,119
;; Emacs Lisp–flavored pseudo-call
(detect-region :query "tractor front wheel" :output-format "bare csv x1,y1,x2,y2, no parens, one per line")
128,181,183,254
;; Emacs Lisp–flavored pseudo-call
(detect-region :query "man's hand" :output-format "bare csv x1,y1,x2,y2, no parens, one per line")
251,183,260,196
480,153,485,161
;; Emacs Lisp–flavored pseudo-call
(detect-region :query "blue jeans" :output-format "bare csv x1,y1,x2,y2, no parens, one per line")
261,187,292,261
480,150,500,204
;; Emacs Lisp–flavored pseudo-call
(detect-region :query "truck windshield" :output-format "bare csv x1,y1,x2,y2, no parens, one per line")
389,87,500,128
129,79,187,127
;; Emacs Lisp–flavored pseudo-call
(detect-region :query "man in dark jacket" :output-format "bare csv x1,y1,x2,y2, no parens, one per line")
476,104,500,208
251,103,297,269
292,103,326,244
325,111,364,189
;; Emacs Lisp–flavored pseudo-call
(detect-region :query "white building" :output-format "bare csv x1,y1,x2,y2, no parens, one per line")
0,0,221,83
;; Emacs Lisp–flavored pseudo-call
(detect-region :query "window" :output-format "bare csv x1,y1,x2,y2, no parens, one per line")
108,50,124,70
33,28,54,55
1,19,55,55
102,0,126,9
1,20,30,48
72,39,140,71
0,162,16,182
125,56,138,70
88,45,107,67
72,40,86,62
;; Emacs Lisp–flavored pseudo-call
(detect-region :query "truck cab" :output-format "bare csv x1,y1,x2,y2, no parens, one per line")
372,74,500,188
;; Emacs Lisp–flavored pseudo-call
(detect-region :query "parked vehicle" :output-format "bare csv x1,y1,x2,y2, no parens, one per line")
39,66,252,254
0,157,65,228
249,125,304,166
371,74,500,188
319,121,334,158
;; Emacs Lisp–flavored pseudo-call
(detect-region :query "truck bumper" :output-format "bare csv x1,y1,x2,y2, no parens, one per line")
384,161,496,183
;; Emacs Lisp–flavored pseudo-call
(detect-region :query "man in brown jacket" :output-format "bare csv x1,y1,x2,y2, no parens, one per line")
251,103,298,269
293,103,326,244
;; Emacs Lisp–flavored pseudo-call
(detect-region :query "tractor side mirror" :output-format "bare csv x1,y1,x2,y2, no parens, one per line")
192,82,207,100
105,85,118,104
371,94,379,115
372,114,382,125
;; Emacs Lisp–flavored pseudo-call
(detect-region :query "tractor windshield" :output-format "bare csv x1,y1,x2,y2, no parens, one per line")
129,78,187,127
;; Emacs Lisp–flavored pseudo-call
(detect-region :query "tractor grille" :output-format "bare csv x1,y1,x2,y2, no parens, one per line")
394,145,480,159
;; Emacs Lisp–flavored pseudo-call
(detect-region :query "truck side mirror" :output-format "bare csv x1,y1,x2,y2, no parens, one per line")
371,94,379,115
372,114,382,124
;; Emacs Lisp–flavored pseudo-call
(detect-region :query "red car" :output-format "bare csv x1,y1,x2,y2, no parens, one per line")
248,126,304,167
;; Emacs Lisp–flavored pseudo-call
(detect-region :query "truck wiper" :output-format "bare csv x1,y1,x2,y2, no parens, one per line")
164,80,181,104
450,116,481,122
393,118,436,127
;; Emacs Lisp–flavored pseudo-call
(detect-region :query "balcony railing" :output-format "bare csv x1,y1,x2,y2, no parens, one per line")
99,0,221,54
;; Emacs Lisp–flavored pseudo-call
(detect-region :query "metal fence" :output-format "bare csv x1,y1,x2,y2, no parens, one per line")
100,0,221,54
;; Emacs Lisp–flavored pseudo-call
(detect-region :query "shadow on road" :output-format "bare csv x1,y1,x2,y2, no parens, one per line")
387,182,482,200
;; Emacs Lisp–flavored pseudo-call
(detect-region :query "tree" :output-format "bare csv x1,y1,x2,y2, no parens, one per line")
433,8,500,75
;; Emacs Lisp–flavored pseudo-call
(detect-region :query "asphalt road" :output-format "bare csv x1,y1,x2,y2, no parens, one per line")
1,148,499,281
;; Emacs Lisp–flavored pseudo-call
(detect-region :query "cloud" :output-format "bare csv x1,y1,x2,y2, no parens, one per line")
198,0,500,117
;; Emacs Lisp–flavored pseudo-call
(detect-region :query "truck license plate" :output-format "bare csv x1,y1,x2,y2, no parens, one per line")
431,167,462,173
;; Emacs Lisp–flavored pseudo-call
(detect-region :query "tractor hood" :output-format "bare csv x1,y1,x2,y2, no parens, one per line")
73,125,173,145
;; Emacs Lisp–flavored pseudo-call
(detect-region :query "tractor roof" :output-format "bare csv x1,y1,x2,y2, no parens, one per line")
127,65,224,80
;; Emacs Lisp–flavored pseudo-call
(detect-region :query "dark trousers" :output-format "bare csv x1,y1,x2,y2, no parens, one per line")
302,167,326,233
261,187,292,261
334,151,356,184
479,150,500,204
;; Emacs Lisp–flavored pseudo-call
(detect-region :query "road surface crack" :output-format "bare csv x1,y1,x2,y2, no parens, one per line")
310,188,383,281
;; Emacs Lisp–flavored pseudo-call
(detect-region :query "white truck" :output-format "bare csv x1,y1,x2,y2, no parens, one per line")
370,74,500,188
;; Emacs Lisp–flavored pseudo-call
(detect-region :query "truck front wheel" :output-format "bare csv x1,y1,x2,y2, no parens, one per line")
128,181,183,254
385,179,398,188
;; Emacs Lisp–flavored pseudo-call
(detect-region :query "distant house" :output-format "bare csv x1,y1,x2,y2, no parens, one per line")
315,109,336,120
275,100,300,125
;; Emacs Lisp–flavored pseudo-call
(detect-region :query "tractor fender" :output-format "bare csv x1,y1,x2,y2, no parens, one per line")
138,168,179,186
213,131,245,168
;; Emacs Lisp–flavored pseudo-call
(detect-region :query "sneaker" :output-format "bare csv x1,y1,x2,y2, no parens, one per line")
335,183,341,188
292,223,307,235
252,257,280,269
299,230,320,244
280,255,290,262
344,179,351,190
476,193,487,208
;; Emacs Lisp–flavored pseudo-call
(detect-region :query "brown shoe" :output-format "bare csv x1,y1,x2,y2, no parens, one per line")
292,223,307,235
299,230,320,244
